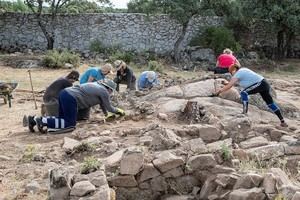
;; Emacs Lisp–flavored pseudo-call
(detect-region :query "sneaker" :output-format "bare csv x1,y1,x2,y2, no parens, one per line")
23,115,36,133
35,117,47,134
280,122,288,127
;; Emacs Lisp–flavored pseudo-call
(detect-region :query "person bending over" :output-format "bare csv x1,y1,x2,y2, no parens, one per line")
214,48,241,74
138,71,159,90
80,63,112,84
24,79,125,133
113,60,136,92
215,64,288,127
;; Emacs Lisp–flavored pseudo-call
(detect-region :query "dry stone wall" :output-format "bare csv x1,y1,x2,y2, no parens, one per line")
0,12,222,54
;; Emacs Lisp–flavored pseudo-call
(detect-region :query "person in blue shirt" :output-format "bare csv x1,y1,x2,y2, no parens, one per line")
138,71,159,90
215,64,288,127
80,63,112,84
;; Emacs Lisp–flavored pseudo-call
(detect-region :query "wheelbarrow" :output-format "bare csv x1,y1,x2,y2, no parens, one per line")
0,82,18,107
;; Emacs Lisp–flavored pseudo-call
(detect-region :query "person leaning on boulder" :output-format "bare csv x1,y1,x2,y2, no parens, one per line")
213,48,241,74
79,63,112,84
113,60,136,92
42,70,79,117
24,79,125,134
214,64,288,127
138,71,159,90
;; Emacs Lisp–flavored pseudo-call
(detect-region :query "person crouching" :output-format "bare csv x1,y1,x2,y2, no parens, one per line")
23,79,125,133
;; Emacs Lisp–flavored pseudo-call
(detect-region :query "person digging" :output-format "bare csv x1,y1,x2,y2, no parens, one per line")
214,64,288,127
113,60,136,92
23,79,125,134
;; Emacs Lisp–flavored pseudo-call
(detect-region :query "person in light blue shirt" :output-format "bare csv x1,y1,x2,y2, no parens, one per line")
138,71,159,90
215,64,287,127
80,63,112,84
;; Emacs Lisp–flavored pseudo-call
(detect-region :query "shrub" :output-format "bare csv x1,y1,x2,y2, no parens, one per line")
80,156,100,174
148,60,163,73
20,144,36,162
43,49,80,68
221,143,231,161
89,39,106,54
109,50,134,63
190,27,241,55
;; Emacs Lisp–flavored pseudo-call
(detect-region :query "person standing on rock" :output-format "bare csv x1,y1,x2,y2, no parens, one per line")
23,79,125,134
213,48,241,74
79,63,112,84
42,70,80,117
215,64,288,127
113,60,136,92
138,71,159,90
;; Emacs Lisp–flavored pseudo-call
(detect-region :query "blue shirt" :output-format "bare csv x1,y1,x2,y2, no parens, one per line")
79,67,105,84
233,68,264,89
138,71,159,90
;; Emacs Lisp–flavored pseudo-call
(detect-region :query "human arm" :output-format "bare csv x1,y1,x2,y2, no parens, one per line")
215,77,239,95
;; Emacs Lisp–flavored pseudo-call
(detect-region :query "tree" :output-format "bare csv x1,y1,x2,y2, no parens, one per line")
242,0,300,59
24,0,111,50
0,0,30,12
128,0,204,62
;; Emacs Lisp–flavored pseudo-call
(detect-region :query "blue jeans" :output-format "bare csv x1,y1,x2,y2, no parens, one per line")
46,90,77,129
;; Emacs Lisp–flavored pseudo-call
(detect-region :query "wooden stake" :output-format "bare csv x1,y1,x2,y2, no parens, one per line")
28,70,38,110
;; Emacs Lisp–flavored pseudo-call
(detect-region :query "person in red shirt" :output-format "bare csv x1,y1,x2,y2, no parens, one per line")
214,48,240,74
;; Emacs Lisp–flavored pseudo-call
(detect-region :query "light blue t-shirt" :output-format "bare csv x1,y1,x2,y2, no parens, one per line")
138,71,159,90
233,68,264,89
79,67,105,84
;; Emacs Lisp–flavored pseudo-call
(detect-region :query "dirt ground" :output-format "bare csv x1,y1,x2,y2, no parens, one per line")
0,59,300,199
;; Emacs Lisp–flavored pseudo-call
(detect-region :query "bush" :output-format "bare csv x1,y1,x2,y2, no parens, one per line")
190,27,241,55
80,156,100,174
109,50,134,63
43,49,80,68
148,60,163,73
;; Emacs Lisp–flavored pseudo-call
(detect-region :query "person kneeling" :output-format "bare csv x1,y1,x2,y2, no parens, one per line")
23,79,125,134
138,71,159,91
214,64,288,127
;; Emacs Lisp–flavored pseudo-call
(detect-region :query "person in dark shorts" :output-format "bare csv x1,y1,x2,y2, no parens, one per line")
215,64,288,127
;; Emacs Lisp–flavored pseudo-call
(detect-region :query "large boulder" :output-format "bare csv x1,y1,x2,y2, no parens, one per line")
189,47,216,63
150,128,181,150
49,167,71,200
233,173,264,189
137,163,161,182
239,136,269,149
152,151,184,173
229,187,266,200
186,154,217,171
182,138,208,155
120,147,144,175
70,181,96,197
246,143,285,160
108,175,137,187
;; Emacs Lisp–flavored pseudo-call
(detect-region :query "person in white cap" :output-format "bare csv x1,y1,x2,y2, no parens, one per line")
138,71,159,90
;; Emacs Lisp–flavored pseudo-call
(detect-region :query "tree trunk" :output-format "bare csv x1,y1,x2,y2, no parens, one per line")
37,16,55,50
181,101,205,124
174,23,189,63
285,31,294,58
276,30,284,59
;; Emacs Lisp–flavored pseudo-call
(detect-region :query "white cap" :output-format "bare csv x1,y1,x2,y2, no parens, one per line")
146,71,156,82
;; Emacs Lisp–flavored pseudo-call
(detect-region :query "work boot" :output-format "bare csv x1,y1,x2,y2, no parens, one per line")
35,117,47,134
280,121,288,127
23,115,36,133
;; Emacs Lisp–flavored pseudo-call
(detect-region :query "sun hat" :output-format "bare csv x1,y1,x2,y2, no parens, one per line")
146,71,156,83
99,78,117,91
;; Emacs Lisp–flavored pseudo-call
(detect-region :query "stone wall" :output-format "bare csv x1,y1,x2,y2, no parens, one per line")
0,12,222,54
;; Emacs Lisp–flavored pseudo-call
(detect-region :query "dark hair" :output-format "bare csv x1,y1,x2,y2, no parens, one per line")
66,70,80,81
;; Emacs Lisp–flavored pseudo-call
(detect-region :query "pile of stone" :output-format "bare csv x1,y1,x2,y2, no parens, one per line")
48,167,114,200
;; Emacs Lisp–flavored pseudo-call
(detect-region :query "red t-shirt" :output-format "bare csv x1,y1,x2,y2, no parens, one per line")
217,54,237,68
